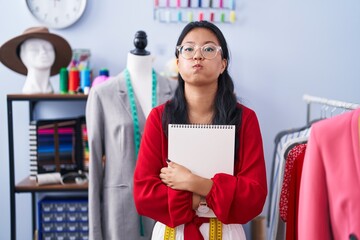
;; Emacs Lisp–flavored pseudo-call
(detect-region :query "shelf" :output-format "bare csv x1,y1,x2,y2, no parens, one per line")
7,93,89,239
7,93,88,101
15,177,88,193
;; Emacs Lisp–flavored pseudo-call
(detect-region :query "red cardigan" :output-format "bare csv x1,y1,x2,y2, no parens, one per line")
133,103,267,239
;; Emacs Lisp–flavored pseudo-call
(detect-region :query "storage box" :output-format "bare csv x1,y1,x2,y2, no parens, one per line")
38,197,88,240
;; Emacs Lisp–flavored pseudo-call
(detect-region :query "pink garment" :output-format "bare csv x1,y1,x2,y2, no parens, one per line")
298,108,360,239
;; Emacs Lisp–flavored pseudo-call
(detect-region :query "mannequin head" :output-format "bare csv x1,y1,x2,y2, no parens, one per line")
0,26,72,93
20,38,55,73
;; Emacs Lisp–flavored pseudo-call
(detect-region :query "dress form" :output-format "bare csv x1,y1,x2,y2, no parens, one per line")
86,33,177,238
126,31,153,117
20,38,55,93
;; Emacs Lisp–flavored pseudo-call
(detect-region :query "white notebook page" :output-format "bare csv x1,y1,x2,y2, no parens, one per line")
168,124,235,178
168,124,236,217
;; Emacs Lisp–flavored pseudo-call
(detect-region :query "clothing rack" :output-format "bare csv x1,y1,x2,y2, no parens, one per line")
303,94,360,124
267,94,359,240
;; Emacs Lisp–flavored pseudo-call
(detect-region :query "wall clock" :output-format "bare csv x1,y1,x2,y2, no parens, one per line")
26,0,87,29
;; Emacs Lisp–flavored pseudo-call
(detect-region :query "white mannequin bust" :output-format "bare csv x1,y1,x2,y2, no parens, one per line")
126,52,154,117
20,38,55,94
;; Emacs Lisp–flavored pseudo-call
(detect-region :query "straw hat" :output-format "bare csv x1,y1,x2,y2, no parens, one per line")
0,26,72,76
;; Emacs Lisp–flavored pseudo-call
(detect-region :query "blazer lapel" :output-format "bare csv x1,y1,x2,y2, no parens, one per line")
115,72,175,133
116,71,133,120
116,71,146,132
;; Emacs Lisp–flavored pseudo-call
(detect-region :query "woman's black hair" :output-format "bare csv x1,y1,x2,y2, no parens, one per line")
162,21,242,159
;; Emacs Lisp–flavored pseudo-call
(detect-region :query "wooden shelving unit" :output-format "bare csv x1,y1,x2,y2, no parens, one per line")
15,177,88,192
7,94,88,240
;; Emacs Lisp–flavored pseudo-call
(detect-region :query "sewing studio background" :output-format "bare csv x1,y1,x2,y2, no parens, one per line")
0,1,359,239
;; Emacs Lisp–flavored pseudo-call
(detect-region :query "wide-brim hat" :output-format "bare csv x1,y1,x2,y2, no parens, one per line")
0,26,72,76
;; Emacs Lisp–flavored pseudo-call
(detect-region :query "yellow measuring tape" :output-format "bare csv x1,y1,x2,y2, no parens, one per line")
164,218,222,240
209,218,223,240
164,225,176,240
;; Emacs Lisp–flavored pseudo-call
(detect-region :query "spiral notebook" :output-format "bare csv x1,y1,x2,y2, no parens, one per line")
168,124,236,218
168,124,235,178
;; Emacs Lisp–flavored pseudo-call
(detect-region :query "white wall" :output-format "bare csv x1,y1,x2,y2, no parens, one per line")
1,0,360,239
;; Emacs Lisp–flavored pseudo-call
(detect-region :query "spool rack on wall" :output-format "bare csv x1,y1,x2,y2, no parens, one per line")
154,0,237,23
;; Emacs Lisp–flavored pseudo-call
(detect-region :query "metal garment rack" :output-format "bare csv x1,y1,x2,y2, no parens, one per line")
303,94,360,124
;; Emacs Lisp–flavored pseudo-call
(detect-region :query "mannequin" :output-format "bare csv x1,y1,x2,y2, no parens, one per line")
86,31,177,240
0,26,72,94
127,31,153,117
20,38,55,93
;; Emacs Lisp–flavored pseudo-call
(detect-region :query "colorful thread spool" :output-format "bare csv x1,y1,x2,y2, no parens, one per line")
59,67,68,94
92,68,110,87
220,12,225,23
68,68,80,94
188,11,193,22
210,12,215,22
80,68,91,94
229,11,236,23
199,12,204,21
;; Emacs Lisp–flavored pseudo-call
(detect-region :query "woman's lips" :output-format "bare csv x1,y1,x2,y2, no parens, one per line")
192,64,203,69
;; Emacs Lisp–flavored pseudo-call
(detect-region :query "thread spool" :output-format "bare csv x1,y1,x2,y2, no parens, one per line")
80,68,91,94
229,11,236,23
220,12,225,23
229,0,236,10
36,172,62,186
92,68,110,87
210,12,215,22
188,11,193,22
199,12,204,21
59,67,68,94
219,0,223,8
178,11,182,22
68,68,80,94
99,68,109,77
165,10,171,22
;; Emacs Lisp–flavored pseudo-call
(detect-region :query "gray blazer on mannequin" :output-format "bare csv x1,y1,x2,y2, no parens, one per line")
86,71,177,240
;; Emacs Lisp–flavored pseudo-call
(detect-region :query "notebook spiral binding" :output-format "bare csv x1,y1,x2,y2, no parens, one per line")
169,124,235,129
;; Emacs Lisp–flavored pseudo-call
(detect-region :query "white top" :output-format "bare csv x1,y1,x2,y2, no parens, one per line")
151,221,246,240
20,38,55,93
126,52,154,117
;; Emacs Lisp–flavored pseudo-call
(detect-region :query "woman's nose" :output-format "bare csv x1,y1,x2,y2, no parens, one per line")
192,48,204,60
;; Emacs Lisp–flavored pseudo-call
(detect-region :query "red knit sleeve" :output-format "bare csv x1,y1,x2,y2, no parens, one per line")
206,106,268,224
133,106,196,227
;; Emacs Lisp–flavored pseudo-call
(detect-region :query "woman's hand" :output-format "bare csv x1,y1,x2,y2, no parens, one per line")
160,160,214,196
159,160,193,191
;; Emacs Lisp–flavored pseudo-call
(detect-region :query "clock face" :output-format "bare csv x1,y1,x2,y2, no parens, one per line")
26,0,87,29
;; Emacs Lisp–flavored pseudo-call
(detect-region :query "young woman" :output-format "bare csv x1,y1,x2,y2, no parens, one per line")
134,21,267,240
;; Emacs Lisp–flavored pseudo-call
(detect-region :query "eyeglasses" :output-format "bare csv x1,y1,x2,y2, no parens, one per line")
176,43,222,60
